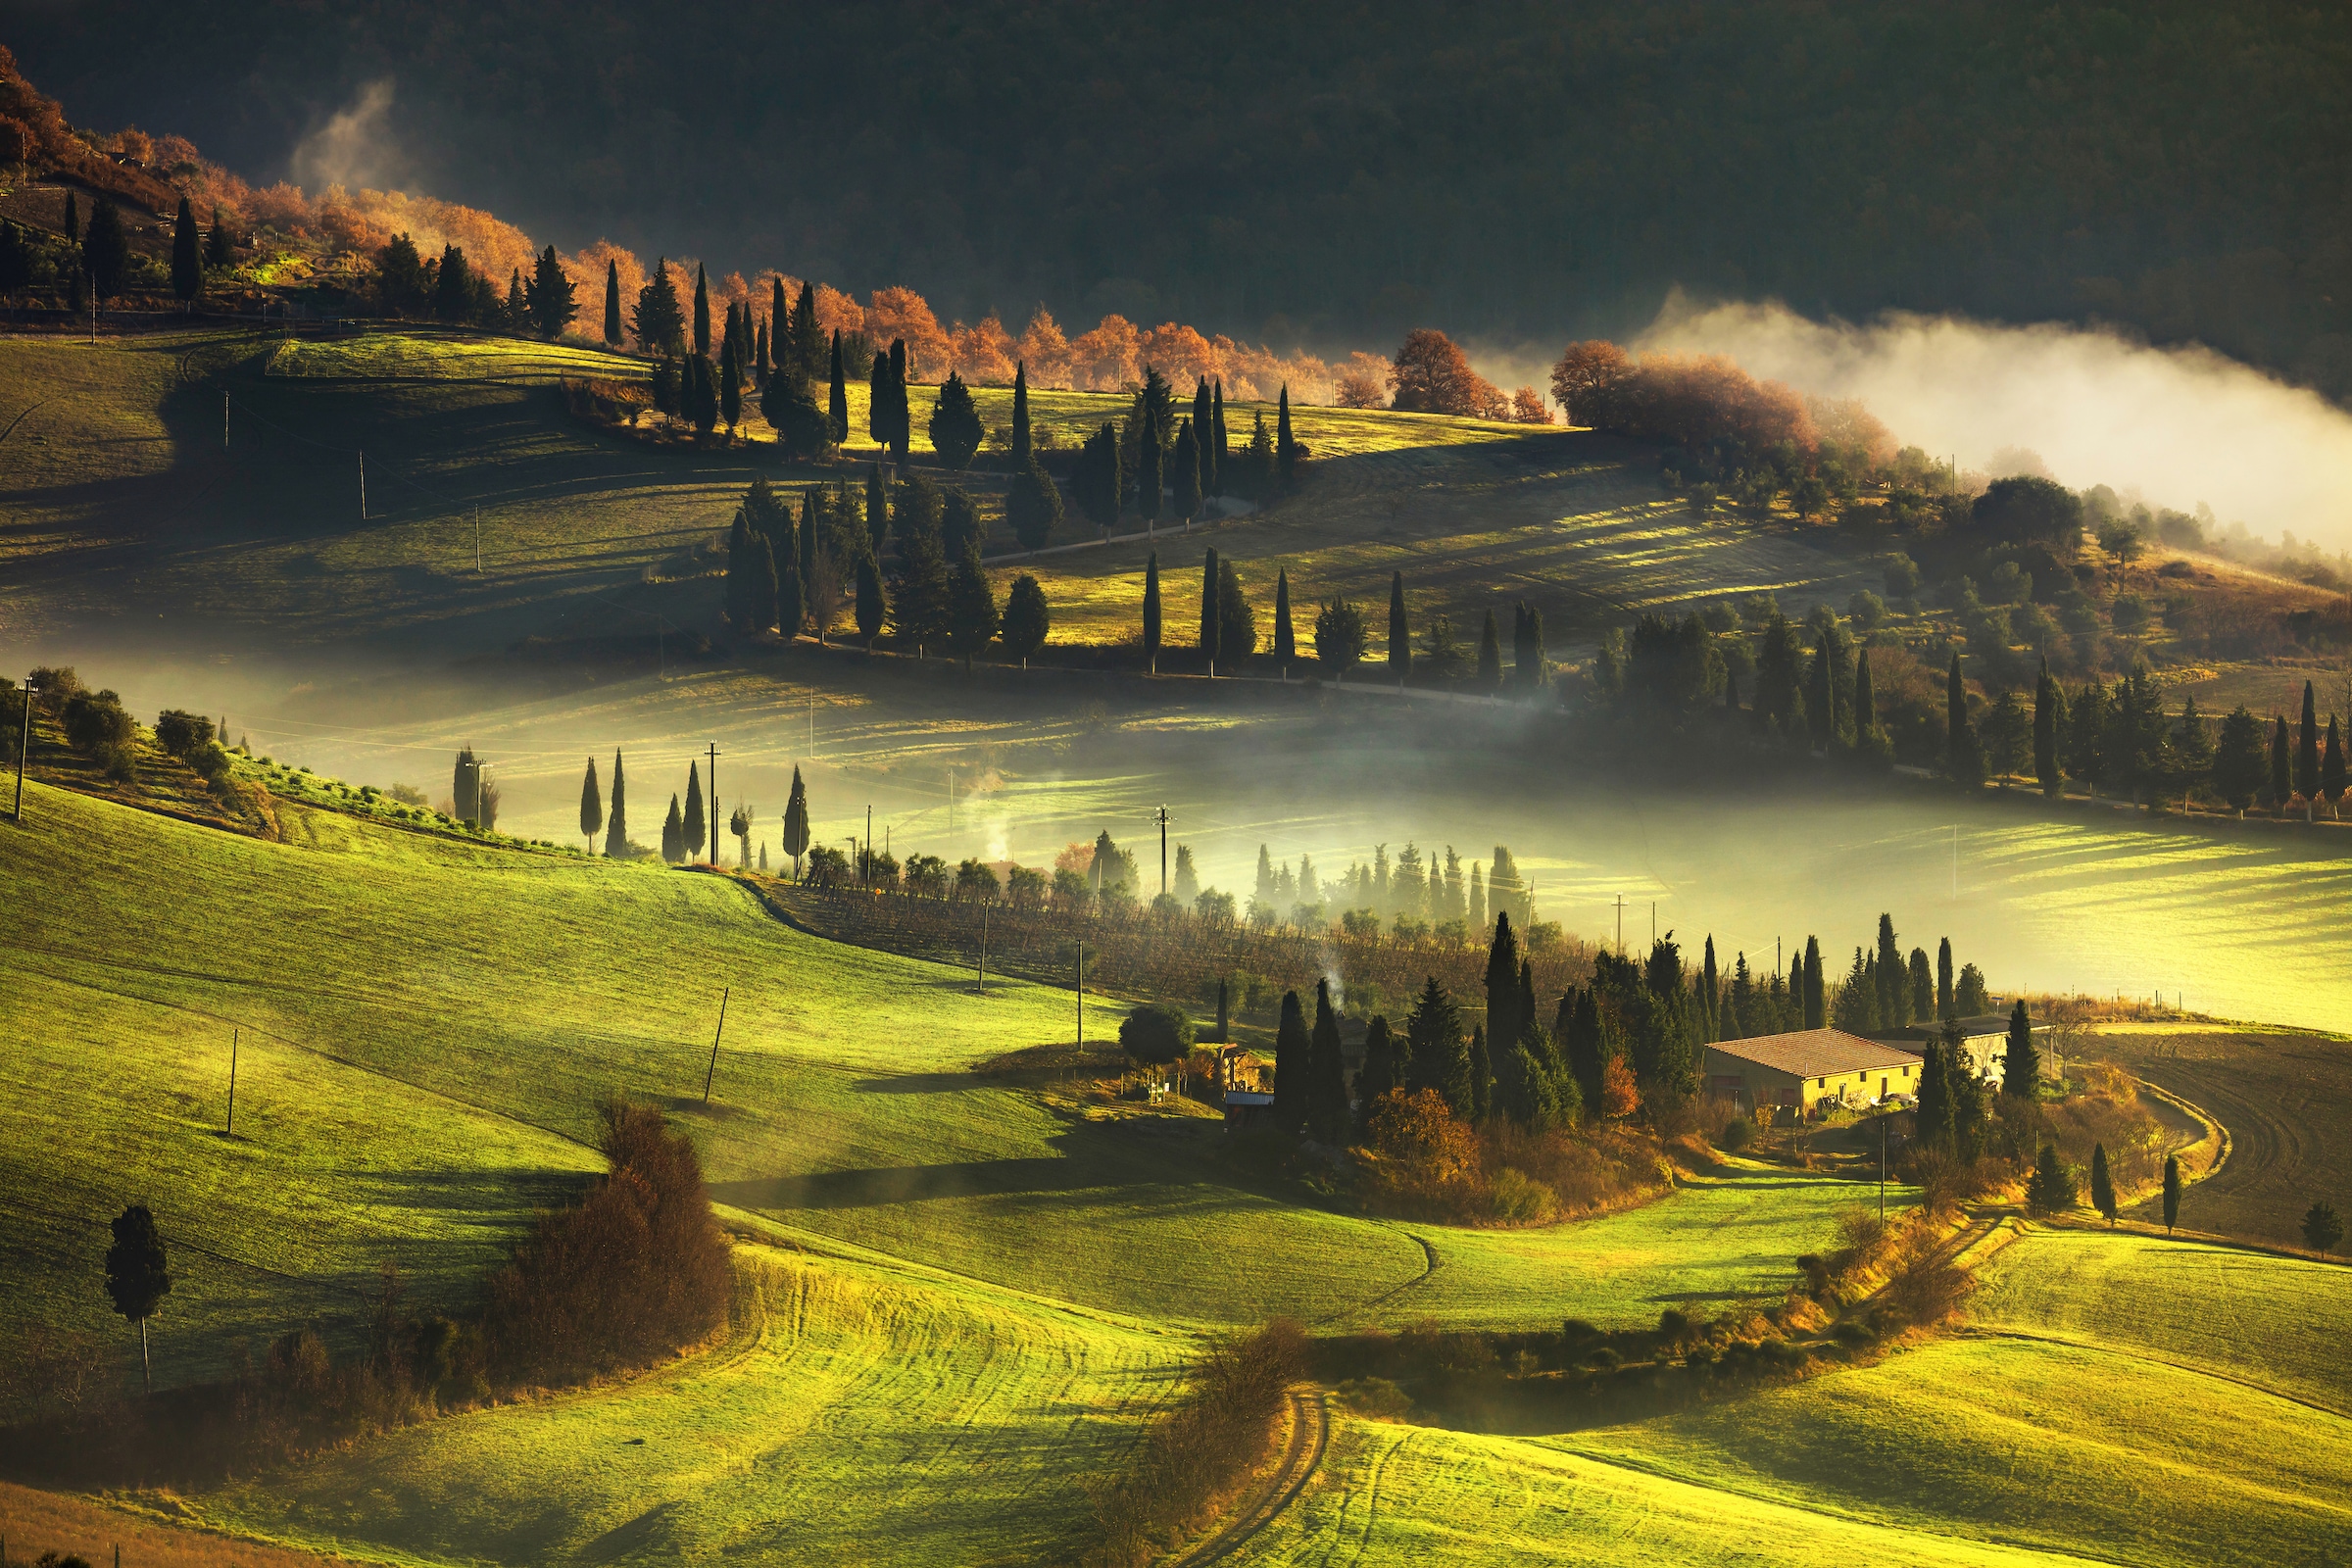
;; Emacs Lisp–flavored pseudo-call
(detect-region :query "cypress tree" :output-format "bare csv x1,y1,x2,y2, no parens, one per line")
725,510,757,628
1007,457,1061,552
1477,610,1501,689
1272,989,1310,1133
887,339,910,463
1916,1039,1951,1147
1947,653,1984,784
1388,570,1410,684
949,540,1001,669
754,318,769,388
693,264,710,358
869,350,892,447
603,259,622,345
1485,912,1522,1110
1307,979,1350,1143
527,245,576,339
1210,379,1228,493
1191,376,1212,476
1809,636,1836,751
783,764,810,878
1937,937,1955,1019
865,462,891,556
791,280,824,387
1404,975,1470,1115
1853,646,1876,735
2003,999,2039,1098
1143,551,1162,673
1355,1015,1399,1132
662,793,683,862
1699,935,1720,1042
83,199,127,300
579,757,603,854
1876,913,1906,1027
1276,384,1298,488
2089,1143,2117,1225
1467,1026,1492,1121
2034,658,2062,795
1140,412,1164,526
63,192,78,244
1518,603,1546,693
776,537,805,639
1273,568,1295,676
1173,416,1201,523
2298,679,2320,808
829,329,850,441
685,762,707,861
1200,548,1221,674
605,751,629,857
206,207,234,268
2162,1154,2181,1233
170,195,202,304
2025,1144,2076,1215
2270,713,2292,809
1909,948,1933,1021
1011,361,1032,466
720,335,744,432
2324,715,2346,815
856,556,884,644
1802,936,1824,1029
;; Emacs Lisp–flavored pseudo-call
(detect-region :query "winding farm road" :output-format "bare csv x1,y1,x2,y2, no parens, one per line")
1167,1389,1330,1566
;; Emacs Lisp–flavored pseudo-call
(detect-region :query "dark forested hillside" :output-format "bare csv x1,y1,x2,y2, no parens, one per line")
11,1,2351,391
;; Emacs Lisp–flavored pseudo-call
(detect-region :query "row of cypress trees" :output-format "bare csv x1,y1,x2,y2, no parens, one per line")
573,750,804,874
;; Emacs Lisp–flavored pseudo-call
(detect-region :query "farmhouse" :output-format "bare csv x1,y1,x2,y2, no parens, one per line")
1222,1090,1275,1130
1704,1028,1924,1115
1871,1013,2058,1081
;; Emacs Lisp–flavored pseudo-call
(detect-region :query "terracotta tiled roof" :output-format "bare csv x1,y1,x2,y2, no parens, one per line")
1707,1028,1923,1079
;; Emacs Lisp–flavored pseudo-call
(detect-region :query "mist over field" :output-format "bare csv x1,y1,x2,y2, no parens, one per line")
1642,296,2352,541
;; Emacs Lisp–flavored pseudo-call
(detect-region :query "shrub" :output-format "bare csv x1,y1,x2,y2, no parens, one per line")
1489,1167,1559,1225
1336,1375,1414,1421
1846,589,1886,628
61,689,134,755
2024,1143,2078,1216
1355,1089,1485,1221
154,709,215,758
2305,1200,2344,1255
1718,1117,1753,1152
1118,1002,1196,1064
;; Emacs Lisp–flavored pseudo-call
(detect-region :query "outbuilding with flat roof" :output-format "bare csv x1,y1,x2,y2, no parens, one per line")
1704,1028,1923,1115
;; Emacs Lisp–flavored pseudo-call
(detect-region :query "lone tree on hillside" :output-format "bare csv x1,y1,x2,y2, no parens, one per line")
2025,1145,2076,1216
603,259,622,345
2089,1143,2117,1226
684,762,706,861
2305,1200,2344,1255
782,765,810,879
579,758,603,855
2162,1153,2181,1233
105,1202,172,1393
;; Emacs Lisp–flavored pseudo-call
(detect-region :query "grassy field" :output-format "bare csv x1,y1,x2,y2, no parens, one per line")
1240,1223,2352,1567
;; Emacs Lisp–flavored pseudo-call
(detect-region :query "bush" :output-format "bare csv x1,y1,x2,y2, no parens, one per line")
154,709,215,758
61,689,133,755
1846,589,1886,628
1117,1002,1196,1064
1718,1116,1753,1152
1489,1167,1559,1225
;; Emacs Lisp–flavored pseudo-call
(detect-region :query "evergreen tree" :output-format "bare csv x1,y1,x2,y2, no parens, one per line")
1947,654,1985,784
1191,376,1212,485
754,318,769,389
1001,573,1051,666
719,335,744,432
662,793,683,862
170,195,202,303
725,512,760,628
1076,421,1123,533
1006,457,1061,552
1142,552,1162,673
687,353,718,432
949,541,1001,669
2003,1000,2038,1098
1173,416,1202,522
432,243,471,322
1484,912,1522,1108
888,505,954,657
1515,602,1546,692
1937,937,1955,1019
1876,912,1906,1027
868,350,893,448
1276,384,1298,487
63,191,78,245
685,762,707,861
2324,715,2347,815
1200,547,1222,672
886,339,911,463
1307,979,1350,1142
1802,936,1825,1029
776,537,805,639
1404,975,1472,1117
783,764,810,877
1273,568,1296,675
693,264,711,357
799,488,819,590
1388,570,1411,683
1217,557,1253,666
2298,679,2321,808
1467,1026,1492,1121
1916,1038,1951,1148
829,329,850,441
1355,1015,1400,1131
2303,1200,2344,1254
2269,712,2291,809
501,267,528,331
1477,610,1502,689
2212,704,2269,811
0,221,30,297
1853,645,1877,734
928,371,985,468
1809,634,1837,750
856,555,885,644
603,259,622,345
1010,360,1033,466
606,752,629,857
2089,1143,2117,1225
1272,989,1311,1133
527,245,577,339
2025,1144,2077,1215
1139,409,1164,525
83,198,127,300
205,206,235,268
2034,658,2062,794
633,260,684,354
789,280,825,388
2162,1153,2181,1233
579,758,603,853
1909,948,1934,1021
104,1202,172,1393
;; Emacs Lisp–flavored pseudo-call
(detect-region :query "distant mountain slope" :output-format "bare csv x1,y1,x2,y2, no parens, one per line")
10,2,2352,394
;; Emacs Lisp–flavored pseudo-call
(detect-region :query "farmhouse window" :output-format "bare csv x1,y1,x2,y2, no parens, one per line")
1816,1077,1826,1088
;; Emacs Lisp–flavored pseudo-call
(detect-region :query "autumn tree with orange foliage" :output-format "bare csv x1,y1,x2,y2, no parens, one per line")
1388,328,1505,417
1354,1088,1486,1220
1598,1055,1641,1119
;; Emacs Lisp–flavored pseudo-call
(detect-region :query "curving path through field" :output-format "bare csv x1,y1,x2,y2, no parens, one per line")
1167,1389,1330,1566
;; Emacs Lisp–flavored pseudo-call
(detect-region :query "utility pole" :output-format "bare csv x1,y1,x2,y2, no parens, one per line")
703,987,729,1104
977,907,988,996
948,766,954,835
1155,805,1170,896
359,449,367,521
1614,893,1626,956
223,392,229,451
1880,1111,1888,1220
13,674,36,822
865,804,872,883
474,507,482,572
226,1028,239,1136
1951,824,1958,901
708,743,722,864
1076,940,1085,1048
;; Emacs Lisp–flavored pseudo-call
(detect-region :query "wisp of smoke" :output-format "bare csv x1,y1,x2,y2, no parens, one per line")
291,79,402,192
1637,293,2352,542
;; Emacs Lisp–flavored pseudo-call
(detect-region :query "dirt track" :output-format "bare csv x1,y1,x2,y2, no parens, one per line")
1168,1389,1329,1566
2098,1030,2352,1246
